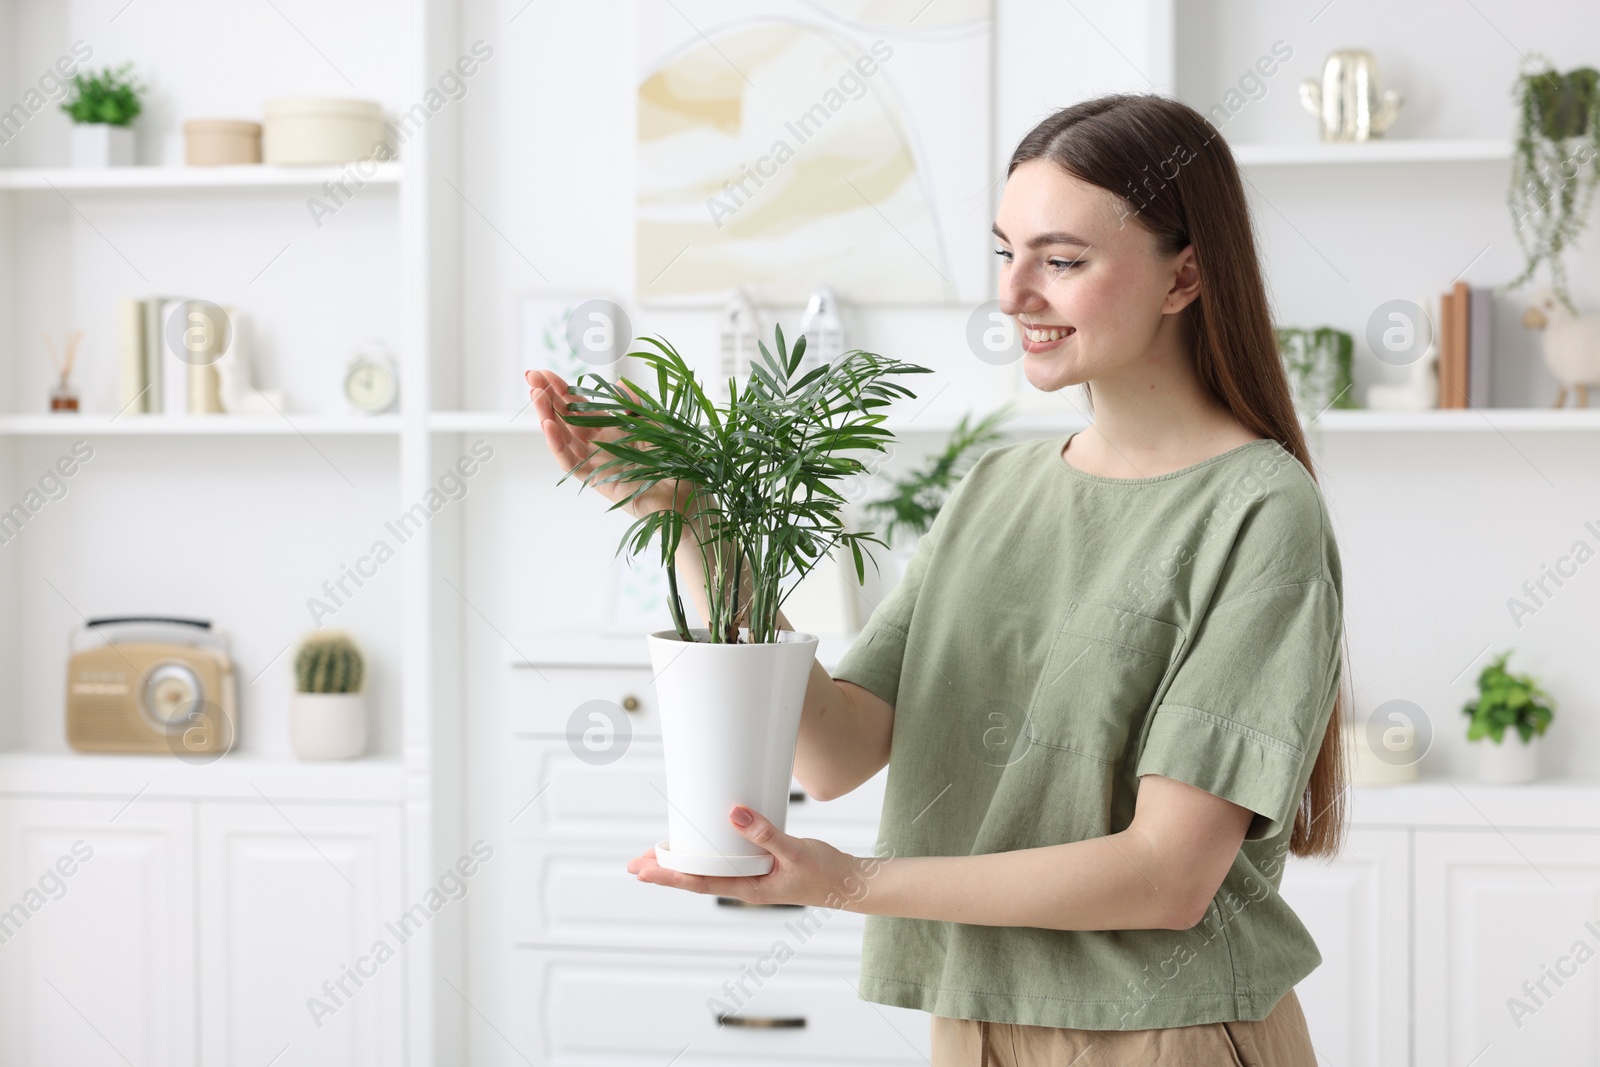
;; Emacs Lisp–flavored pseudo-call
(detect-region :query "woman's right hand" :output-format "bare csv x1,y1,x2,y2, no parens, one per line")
526,369,697,521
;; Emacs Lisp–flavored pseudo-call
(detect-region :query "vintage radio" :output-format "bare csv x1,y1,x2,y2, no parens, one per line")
66,617,238,756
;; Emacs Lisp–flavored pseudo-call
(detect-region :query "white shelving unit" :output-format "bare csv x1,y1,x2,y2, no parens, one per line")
0,1,460,1063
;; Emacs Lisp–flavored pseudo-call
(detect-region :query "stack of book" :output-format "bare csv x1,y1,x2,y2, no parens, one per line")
117,297,224,416
1436,281,1493,409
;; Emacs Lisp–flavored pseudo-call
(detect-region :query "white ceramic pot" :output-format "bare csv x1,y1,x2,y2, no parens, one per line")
71,124,135,167
1476,732,1539,784
262,97,385,165
646,627,818,876
290,692,367,760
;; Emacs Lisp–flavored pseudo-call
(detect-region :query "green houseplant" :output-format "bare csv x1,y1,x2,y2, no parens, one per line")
550,324,930,875
1503,53,1600,315
861,403,1014,565
557,324,931,645
1461,649,1555,784
61,61,144,168
290,630,368,760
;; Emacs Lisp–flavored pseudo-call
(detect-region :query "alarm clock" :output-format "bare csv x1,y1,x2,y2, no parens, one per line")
344,341,398,414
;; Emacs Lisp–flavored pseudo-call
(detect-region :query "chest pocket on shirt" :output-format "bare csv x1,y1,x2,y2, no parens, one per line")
1024,600,1185,762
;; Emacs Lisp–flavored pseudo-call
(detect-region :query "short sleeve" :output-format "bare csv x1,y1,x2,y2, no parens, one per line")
828,521,938,708
1135,578,1343,842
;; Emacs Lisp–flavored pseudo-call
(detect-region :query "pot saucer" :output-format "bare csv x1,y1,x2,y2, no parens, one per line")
655,838,773,876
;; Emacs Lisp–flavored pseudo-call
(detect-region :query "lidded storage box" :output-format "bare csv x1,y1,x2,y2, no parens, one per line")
262,97,386,164
182,119,262,165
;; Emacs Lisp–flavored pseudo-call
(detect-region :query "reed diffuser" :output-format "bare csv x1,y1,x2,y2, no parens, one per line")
45,330,83,412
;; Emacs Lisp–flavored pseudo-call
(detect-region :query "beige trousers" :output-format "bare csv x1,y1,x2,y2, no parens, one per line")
930,988,1317,1067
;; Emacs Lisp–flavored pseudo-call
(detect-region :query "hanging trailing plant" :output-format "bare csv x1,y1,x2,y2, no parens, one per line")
1502,53,1600,314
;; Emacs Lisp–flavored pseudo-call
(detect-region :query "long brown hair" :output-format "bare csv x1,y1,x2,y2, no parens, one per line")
1007,93,1351,860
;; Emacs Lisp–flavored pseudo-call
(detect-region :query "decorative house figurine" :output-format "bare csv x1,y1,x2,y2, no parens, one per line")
1521,286,1600,408
714,288,762,404
797,287,844,378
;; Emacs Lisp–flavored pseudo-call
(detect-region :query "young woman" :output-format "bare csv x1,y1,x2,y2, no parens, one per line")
528,93,1350,1067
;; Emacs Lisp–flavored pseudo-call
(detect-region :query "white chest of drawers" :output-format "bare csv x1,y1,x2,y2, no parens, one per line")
502,650,931,1066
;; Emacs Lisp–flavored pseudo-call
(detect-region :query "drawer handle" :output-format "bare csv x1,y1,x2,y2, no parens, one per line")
716,895,803,909
715,1013,806,1029
622,695,640,712
789,789,806,803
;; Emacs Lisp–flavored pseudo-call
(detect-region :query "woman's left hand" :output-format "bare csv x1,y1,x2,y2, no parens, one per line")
627,804,864,909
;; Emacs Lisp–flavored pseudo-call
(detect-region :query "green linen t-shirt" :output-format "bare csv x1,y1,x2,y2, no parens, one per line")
830,430,1344,1031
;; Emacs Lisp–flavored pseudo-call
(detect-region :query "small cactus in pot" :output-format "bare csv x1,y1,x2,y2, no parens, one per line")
290,630,368,760
296,630,365,694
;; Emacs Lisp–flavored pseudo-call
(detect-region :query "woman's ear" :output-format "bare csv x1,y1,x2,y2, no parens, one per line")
1164,244,1201,314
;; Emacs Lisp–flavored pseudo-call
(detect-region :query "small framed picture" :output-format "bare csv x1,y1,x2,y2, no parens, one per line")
604,543,671,635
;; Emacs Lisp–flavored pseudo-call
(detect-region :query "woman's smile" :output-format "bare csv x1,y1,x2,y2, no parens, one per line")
1020,322,1076,353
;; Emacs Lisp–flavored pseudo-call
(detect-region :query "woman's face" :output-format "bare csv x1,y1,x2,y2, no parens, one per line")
993,158,1196,396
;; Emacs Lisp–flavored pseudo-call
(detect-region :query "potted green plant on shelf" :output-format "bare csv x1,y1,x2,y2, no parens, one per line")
859,404,1014,586
1503,53,1600,314
1275,326,1357,417
61,61,144,168
1461,649,1555,784
551,324,930,876
290,630,368,760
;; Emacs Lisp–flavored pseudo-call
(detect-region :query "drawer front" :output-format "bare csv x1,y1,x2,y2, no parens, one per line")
509,838,872,955
508,738,886,839
511,949,931,1065
510,665,661,737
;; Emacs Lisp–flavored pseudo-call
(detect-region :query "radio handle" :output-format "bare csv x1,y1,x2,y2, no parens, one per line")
86,616,212,630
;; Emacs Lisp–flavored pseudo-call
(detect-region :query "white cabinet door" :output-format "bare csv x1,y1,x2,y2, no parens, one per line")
197,801,404,1067
1277,827,1410,1067
0,796,196,1067
1414,828,1600,1067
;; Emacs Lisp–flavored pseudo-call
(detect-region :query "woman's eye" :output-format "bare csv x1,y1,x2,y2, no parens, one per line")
992,248,1083,272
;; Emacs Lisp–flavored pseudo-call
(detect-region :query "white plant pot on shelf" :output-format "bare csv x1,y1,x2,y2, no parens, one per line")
1476,732,1539,784
290,692,367,760
71,124,135,167
647,627,817,876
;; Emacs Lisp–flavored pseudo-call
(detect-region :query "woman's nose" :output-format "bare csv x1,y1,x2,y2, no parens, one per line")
997,267,1040,318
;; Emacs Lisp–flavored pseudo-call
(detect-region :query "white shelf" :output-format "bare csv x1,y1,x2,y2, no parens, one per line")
431,407,1600,437
0,414,402,435
1306,408,1600,431
1230,138,1512,166
0,750,407,802
0,162,403,191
